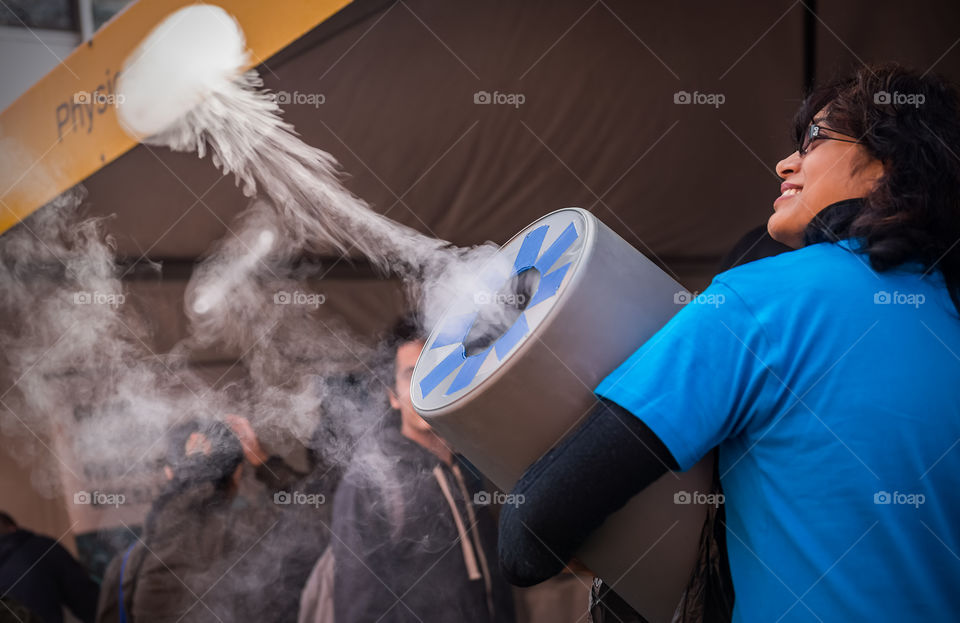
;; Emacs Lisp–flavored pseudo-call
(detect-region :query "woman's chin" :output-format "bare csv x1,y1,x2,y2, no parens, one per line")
767,212,804,249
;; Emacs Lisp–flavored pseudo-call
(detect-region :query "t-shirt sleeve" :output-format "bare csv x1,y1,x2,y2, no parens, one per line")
595,280,777,470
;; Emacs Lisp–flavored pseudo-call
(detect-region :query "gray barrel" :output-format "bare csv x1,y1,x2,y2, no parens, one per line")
412,207,714,623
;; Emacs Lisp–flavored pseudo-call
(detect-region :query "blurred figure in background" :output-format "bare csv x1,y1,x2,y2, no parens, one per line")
0,511,98,623
326,316,514,622
96,416,304,622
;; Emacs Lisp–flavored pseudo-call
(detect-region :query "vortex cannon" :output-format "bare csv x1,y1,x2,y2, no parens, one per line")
411,207,714,623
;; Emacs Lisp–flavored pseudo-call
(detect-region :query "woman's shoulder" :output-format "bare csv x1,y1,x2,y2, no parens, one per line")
719,240,855,275
712,241,873,307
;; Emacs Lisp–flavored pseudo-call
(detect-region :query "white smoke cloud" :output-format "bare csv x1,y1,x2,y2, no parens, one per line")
0,8,529,597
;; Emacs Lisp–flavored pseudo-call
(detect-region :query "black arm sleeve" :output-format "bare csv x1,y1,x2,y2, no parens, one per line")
498,398,679,586
51,543,99,623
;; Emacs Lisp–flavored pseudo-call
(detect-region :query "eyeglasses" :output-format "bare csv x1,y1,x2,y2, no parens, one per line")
798,123,862,156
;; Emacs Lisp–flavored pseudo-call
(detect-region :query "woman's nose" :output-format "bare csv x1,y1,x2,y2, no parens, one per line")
776,151,801,179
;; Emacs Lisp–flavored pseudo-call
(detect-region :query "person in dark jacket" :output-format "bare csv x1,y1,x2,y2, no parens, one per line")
331,318,515,623
96,416,305,623
0,511,98,623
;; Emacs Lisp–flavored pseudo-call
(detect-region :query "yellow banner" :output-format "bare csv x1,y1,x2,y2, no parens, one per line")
0,0,350,235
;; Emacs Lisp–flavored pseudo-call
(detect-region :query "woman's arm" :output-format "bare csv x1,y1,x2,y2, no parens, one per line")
498,398,678,586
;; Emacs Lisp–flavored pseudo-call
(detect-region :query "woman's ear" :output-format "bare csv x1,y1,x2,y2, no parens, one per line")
855,153,886,195
388,387,400,410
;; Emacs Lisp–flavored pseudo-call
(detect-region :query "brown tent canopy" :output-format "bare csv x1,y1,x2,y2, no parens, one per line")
3,0,960,546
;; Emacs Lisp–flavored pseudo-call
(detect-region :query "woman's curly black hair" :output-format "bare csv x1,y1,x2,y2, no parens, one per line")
794,63,960,315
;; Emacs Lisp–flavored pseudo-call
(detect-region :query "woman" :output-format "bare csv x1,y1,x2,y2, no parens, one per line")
498,63,960,622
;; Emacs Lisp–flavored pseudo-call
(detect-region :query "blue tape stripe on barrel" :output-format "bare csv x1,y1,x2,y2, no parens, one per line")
432,311,477,349
494,312,529,360
534,222,578,274
513,225,548,272
527,262,571,309
445,347,491,395
420,347,465,397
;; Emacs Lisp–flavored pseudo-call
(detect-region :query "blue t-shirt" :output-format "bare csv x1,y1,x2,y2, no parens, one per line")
596,239,960,621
